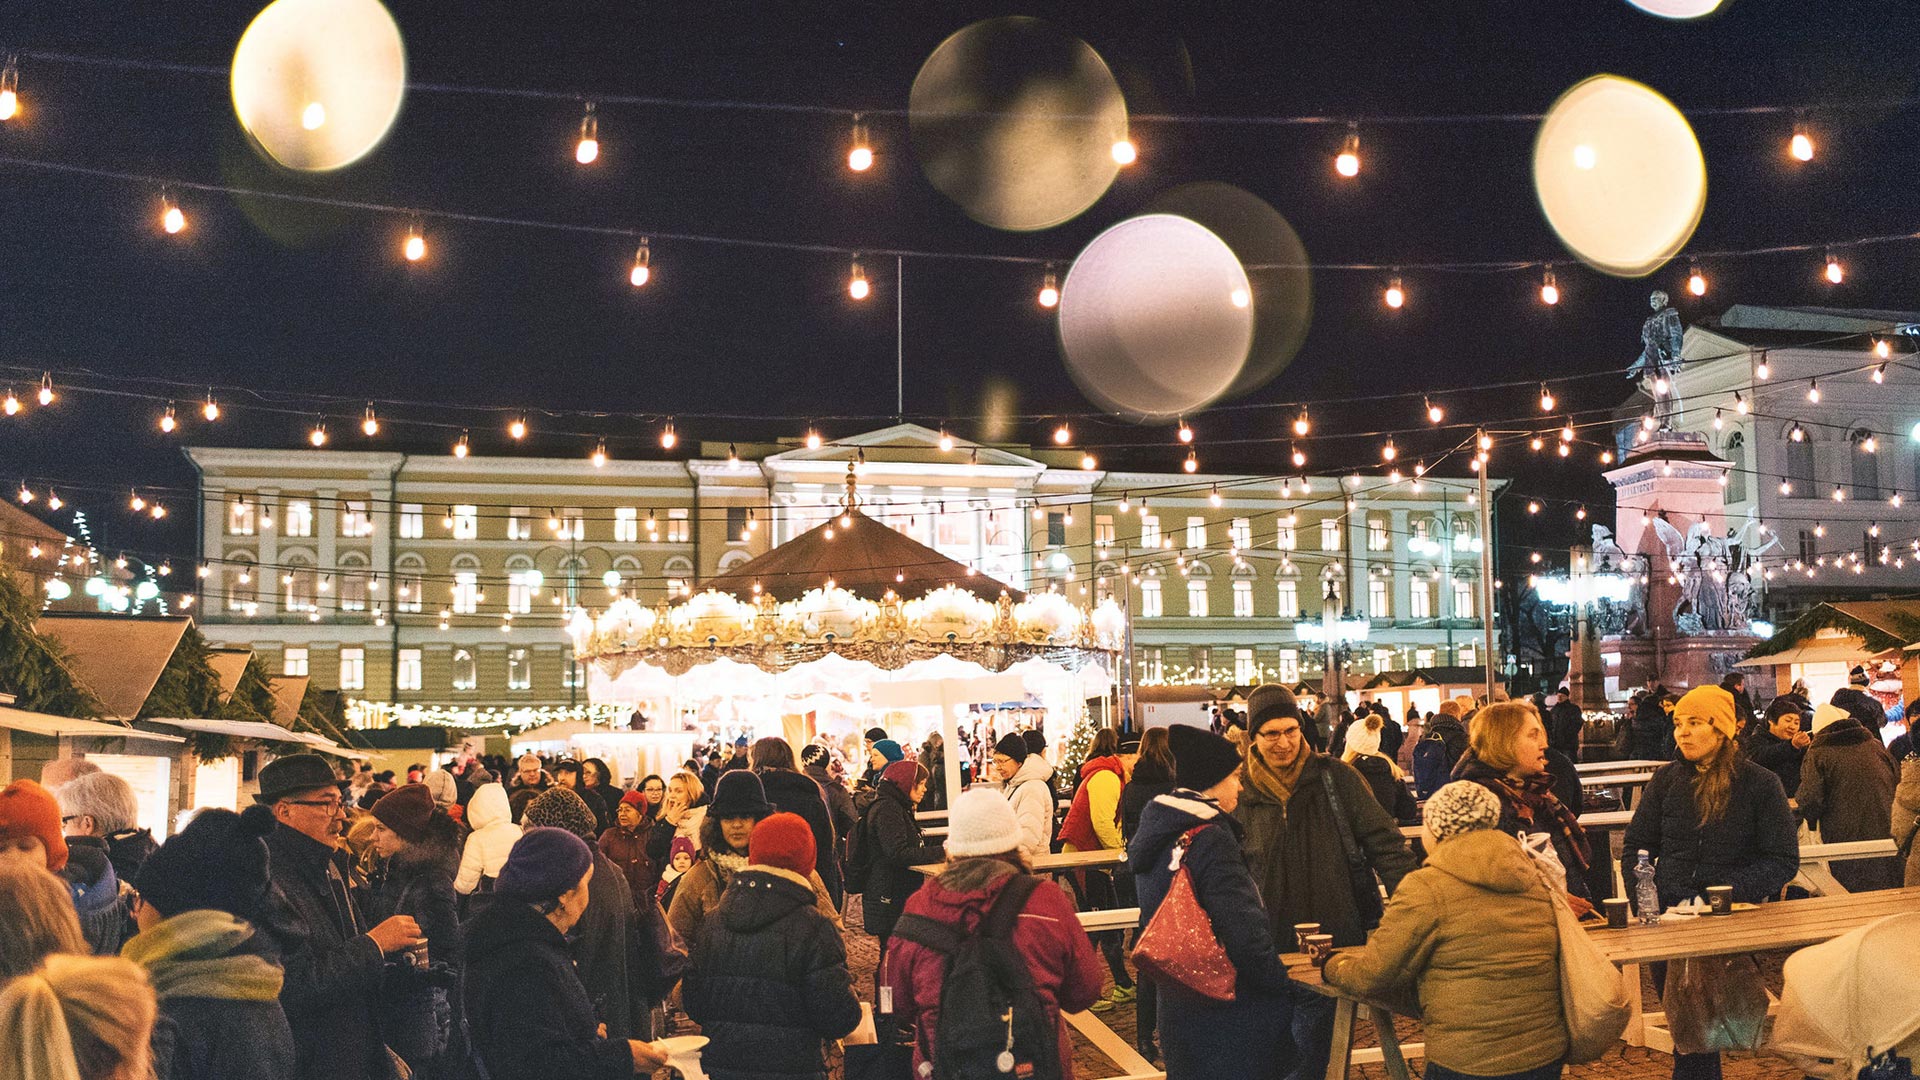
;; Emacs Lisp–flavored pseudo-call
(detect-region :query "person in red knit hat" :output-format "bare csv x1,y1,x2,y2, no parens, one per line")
682,812,862,1080
0,778,70,871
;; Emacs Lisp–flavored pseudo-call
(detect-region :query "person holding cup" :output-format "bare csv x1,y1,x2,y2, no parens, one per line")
1324,782,1570,1080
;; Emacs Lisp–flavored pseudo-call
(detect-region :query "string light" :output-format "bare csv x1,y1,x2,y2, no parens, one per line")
128,490,144,511
1334,123,1361,177
937,427,954,452
2,389,17,415
1183,450,1199,473
1381,437,1397,462
1712,408,1723,430
1789,423,1806,442
508,415,528,440
1110,138,1137,166
1687,261,1707,297
591,439,608,467
360,404,380,437
1538,383,1555,412
847,256,869,300
846,114,872,172
660,420,678,450
1860,433,1878,453
1529,434,1545,451
1208,484,1223,507
1733,391,1749,414
0,56,18,121
1789,121,1814,162
1872,363,1887,384
1053,423,1071,445
403,219,426,262
37,373,54,407
574,101,599,164
1384,275,1404,309
308,421,328,447
46,490,60,510
1824,251,1844,284
1874,338,1891,360
1424,397,1443,423
158,403,177,433
1290,443,1306,468
727,442,740,465
1037,270,1059,309
1756,356,1772,380
1080,452,1097,470
201,394,220,421
16,483,31,503
629,240,651,287
805,426,822,450
1539,268,1560,306
1293,408,1311,437
453,430,470,458
160,191,186,235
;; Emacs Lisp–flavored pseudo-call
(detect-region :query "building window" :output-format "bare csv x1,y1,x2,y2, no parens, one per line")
1785,437,1815,489
1409,575,1433,619
339,647,365,691
1851,430,1881,500
564,650,586,688
227,557,256,611
1232,579,1254,617
1453,576,1476,619
1142,647,1164,682
1798,529,1818,563
1368,515,1389,551
283,647,308,676
285,556,317,611
451,649,476,691
453,571,480,614
396,557,423,613
507,570,535,614
397,649,422,692
1184,517,1206,548
1094,515,1115,545
1277,518,1297,550
341,501,373,538
1229,518,1252,550
1278,649,1299,683
727,506,749,540
1046,512,1067,547
1416,647,1436,668
1192,647,1212,679
1459,644,1477,667
508,508,531,541
1139,578,1163,617
1723,433,1747,504
1187,578,1210,617
667,508,690,543
1452,517,1476,552
1320,518,1342,551
227,497,255,536
1139,514,1162,548
562,508,586,541
615,507,640,543
1234,648,1256,684
1276,579,1299,618
1372,648,1393,673
508,648,531,691
1368,574,1391,619
339,569,368,611
282,499,313,537
398,503,423,539
451,505,478,540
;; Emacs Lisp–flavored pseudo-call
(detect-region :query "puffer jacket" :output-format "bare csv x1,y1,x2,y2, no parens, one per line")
1325,828,1569,1075
1622,757,1798,908
670,852,840,951
1894,757,1920,887
885,859,1102,1080
462,899,630,1080
683,867,862,1080
1004,755,1057,859
1057,755,1125,852
455,783,519,894
1796,716,1901,892
1628,696,1675,762
854,780,945,938
62,836,136,955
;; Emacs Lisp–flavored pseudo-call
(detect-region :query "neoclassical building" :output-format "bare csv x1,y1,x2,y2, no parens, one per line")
187,424,1503,722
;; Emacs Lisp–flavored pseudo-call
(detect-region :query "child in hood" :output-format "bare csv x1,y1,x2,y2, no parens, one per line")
657,836,696,909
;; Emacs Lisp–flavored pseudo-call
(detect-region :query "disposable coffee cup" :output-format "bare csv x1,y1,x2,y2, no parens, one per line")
1305,933,1335,966
1705,886,1733,915
1603,898,1631,929
1293,922,1322,952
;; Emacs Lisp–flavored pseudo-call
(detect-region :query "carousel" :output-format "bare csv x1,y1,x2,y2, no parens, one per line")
567,464,1125,795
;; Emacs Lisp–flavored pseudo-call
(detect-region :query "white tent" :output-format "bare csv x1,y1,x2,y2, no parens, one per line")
1770,912,1920,1079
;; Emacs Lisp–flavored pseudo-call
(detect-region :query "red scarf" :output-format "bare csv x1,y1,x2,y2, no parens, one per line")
1484,772,1590,869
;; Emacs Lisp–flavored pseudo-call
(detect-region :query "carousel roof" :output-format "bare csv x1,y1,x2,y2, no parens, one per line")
701,507,1023,603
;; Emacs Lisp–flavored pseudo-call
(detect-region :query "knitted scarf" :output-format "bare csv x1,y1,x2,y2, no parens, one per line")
1243,744,1310,805
1480,772,1590,869
707,849,749,881
121,909,284,1002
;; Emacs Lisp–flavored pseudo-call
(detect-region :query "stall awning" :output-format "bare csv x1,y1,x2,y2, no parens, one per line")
142,717,372,759
0,706,184,742
1736,641,1900,668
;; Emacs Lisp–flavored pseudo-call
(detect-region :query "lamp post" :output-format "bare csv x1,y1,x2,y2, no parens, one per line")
1532,550,1629,710
1299,579,1371,733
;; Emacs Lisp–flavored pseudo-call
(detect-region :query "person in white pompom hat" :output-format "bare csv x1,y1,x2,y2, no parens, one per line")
883,788,1103,1080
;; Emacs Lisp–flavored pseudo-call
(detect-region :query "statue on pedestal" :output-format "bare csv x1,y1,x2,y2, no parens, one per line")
1628,290,1686,430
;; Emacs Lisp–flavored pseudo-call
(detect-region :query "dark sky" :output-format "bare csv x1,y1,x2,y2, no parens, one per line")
4,0,1918,569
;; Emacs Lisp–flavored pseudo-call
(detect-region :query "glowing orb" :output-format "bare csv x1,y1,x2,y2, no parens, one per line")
1534,75,1705,277
1625,0,1725,18
1059,214,1254,423
232,0,406,171
909,17,1128,232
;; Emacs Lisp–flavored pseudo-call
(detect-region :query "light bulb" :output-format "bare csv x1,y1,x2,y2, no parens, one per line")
1790,127,1814,162
128,490,143,510
403,225,426,262
301,101,326,130
15,484,30,503
1183,451,1198,473
1209,484,1223,507
1756,359,1771,380
630,241,651,287
846,116,872,172
660,422,677,450
162,200,186,235
1825,253,1844,285
159,404,177,433
1110,138,1136,165
1291,444,1306,468
2,390,17,415
805,427,822,449
1873,363,1887,384
509,416,527,440
1572,143,1597,170
1874,338,1891,358
37,373,53,407
1177,419,1194,443
309,423,328,447
1539,268,1560,306
46,490,60,510
1384,277,1404,309
1861,435,1877,453
1037,271,1059,308
728,443,741,465
0,60,17,122
1081,452,1097,470
1053,423,1071,445
1293,409,1311,437
848,257,869,300
1539,384,1555,412
1381,438,1397,462
1687,264,1707,297
1790,424,1805,442
1229,287,1250,308
591,440,608,467
1530,435,1545,451
938,428,954,452
1557,442,1571,457
1807,380,1820,403
202,395,220,421
575,102,599,164
453,431,470,458
361,405,380,436
1734,391,1749,414
1334,126,1361,177
1477,430,1493,451
1712,409,1723,430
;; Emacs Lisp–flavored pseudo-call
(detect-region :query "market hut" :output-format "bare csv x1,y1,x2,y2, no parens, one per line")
1738,600,1920,708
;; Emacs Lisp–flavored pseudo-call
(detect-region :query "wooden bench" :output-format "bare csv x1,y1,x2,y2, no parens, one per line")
1575,759,1665,775
1077,907,1140,933
1792,838,1901,896
912,847,1125,877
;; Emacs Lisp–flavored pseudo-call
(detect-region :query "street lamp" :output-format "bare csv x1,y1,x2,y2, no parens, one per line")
1532,552,1631,709
1297,580,1371,718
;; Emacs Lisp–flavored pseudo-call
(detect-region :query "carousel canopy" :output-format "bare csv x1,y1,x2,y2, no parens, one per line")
702,507,1021,603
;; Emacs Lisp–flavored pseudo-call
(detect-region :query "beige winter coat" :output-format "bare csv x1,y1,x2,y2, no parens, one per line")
1324,828,1570,1075
1894,757,1920,888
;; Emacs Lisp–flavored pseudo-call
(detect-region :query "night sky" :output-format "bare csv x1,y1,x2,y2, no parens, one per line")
4,0,1918,571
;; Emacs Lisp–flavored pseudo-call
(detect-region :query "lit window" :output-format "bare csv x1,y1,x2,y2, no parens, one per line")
341,500,373,538
1047,513,1067,547
1234,648,1256,684
1276,579,1299,618
1232,579,1254,617
507,508,531,541
1094,515,1115,545
563,508,586,540
283,647,308,676
1453,577,1476,619
1278,649,1299,683
615,507,640,543
1372,648,1393,673
338,569,367,611
284,499,314,537
1187,578,1210,617
1368,574,1391,619
339,647,365,691
508,570,535,614
1459,644,1477,667
1139,515,1162,548
451,649,477,691
227,557,256,611
1409,576,1433,619
397,649,422,692
1320,518,1342,551
508,648,531,691
227,498,255,536
1368,515,1389,552
453,571,479,614
452,505,478,540
1415,648,1436,668
563,650,585,688
398,504,423,539
396,558,423,613
1186,517,1207,548
667,508,690,543
1230,518,1251,549
1143,647,1164,682
1139,578,1162,617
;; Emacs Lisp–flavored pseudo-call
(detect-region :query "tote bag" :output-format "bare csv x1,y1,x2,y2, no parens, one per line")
1131,826,1237,1003
1537,865,1631,1062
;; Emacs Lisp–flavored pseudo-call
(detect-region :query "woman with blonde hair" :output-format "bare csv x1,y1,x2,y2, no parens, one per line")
1457,701,1592,908
0,953,158,1080
1342,712,1418,823
0,852,86,979
645,769,707,870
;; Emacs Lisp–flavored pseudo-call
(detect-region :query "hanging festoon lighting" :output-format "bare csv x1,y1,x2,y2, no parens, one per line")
1037,269,1059,309
660,420,678,450
1111,134,1137,165
1080,451,1097,470
1825,251,1844,285
156,403,177,433
403,218,426,262
0,55,20,121
309,420,328,447
1789,120,1814,162
805,426,823,450
846,113,873,172
1183,450,1199,473
1733,390,1749,414
1687,261,1707,296
574,101,599,164
1539,267,1560,305
46,490,61,510
37,373,54,407
1381,437,1398,462
1425,397,1444,423
1384,275,1405,309
3,388,19,415
1293,408,1311,437
1806,379,1821,403
847,255,870,300
1291,443,1306,468
160,190,187,235
1177,418,1194,443
938,427,954,452
1538,383,1556,412
629,240,651,287
1874,336,1892,360
508,415,528,440
591,439,608,467
202,393,221,421
453,430,470,458
1334,123,1362,177
1053,422,1072,445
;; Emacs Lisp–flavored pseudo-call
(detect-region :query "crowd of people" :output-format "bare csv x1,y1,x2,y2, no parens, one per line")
0,672,1913,1080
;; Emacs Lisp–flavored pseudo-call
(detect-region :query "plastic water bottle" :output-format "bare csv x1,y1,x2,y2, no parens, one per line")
1633,850,1662,926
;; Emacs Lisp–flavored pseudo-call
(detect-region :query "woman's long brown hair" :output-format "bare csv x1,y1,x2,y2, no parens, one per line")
1692,732,1738,824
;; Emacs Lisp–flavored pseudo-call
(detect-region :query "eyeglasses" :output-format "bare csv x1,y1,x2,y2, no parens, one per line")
285,798,345,814
1255,728,1302,742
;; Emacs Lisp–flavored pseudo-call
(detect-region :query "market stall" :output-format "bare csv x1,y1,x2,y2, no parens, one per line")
1739,601,1920,712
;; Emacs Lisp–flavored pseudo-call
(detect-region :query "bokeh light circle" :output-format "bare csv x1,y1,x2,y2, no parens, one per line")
909,17,1128,232
1625,0,1725,18
232,0,406,172
1059,214,1255,423
1534,75,1706,277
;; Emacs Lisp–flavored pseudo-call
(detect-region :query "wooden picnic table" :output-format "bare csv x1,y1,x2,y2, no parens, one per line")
913,846,1124,877
1575,759,1666,775
1397,808,1633,840
1580,772,1654,809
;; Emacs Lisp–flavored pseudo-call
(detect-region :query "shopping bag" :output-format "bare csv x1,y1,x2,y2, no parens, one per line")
1536,864,1630,1062
1131,826,1237,1003
1664,954,1769,1055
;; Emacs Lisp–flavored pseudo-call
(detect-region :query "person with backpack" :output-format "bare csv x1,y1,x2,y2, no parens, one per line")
1413,700,1471,799
1132,723,1296,1080
851,760,945,998
992,733,1055,860
887,788,1103,1080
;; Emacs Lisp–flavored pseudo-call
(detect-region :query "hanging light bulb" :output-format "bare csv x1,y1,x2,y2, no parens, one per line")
1293,408,1311,437
1037,270,1059,309
805,426,822,450
1871,521,1881,538
1110,137,1136,165
2,389,18,415
1208,484,1223,507
1538,383,1555,412
1790,423,1806,442
201,394,220,421
128,490,144,511
1529,434,1545,451
1712,408,1724,430
1539,268,1560,306
660,421,678,450
309,421,328,447
14,483,29,503
508,415,528,440
574,101,599,164
0,56,19,121
1789,122,1814,162
637,237,660,284
1874,337,1892,360
360,404,380,436
591,439,608,467
1734,391,1749,415
1756,357,1772,380
1814,522,1826,538
1053,422,1071,445
46,489,60,510
1807,380,1820,403
1291,443,1306,468
1861,433,1878,453
453,430,470,458
1183,450,1199,473
938,427,954,452
1825,251,1844,285
841,255,869,301
1080,452,1097,471
1334,123,1361,177
159,403,177,433
1653,374,1670,396
160,192,186,235
727,443,741,466
1477,429,1493,452
1687,262,1707,297
1383,275,1404,309
846,113,872,172
1381,437,1398,463
37,373,54,407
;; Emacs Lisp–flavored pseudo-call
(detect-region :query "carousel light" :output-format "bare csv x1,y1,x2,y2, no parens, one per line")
630,241,651,287
1790,423,1806,442
1335,124,1362,177
37,373,54,407
727,443,740,465
453,430,470,457
128,490,145,511
1861,434,1878,453
848,256,870,300
1713,409,1723,430
159,403,177,432
361,404,380,436
846,114,872,172
1477,429,1494,452
1529,434,1545,451
150,503,166,519
1687,262,1707,297
1780,479,1793,495
14,483,30,504
574,101,599,164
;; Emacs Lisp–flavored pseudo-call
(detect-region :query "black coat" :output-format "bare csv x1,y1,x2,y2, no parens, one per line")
759,769,844,908
1622,758,1798,908
261,824,397,1080
1378,716,1406,763
462,900,632,1080
104,826,158,886
856,782,944,937
1796,717,1901,892
1547,701,1585,759
1119,760,1176,842
683,868,863,1080
365,816,464,1071
1745,726,1807,800
147,928,298,1080
1627,697,1675,762
575,850,636,1041
1830,688,1888,732
1351,755,1418,823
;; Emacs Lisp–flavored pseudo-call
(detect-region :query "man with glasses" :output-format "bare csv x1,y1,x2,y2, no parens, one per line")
1235,684,1418,1080
255,753,425,1080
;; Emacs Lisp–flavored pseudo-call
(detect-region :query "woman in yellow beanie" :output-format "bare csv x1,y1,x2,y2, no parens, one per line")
1621,684,1798,1080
